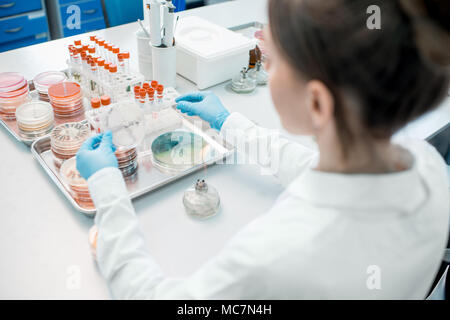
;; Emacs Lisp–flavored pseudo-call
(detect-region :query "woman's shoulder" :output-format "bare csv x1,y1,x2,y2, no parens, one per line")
395,137,447,174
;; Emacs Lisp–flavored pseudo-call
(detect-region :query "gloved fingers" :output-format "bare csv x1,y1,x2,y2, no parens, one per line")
79,134,103,151
99,131,115,151
175,92,206,103
176,101,196,114
75,152,87,177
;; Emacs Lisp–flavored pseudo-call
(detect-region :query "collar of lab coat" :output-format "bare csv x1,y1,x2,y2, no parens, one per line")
287,161,428,213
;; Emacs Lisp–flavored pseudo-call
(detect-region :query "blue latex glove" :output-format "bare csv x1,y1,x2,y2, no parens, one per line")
76,131,118,180
175,91,230,131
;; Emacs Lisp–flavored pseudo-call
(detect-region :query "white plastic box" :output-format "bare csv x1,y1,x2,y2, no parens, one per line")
175,16,256,90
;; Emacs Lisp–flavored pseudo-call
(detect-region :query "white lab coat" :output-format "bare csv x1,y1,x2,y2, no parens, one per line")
89,112,450,299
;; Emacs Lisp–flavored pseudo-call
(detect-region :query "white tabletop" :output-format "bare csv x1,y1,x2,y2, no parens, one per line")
0,0,448,299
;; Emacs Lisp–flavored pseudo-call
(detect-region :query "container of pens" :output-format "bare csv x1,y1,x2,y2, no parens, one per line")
147,0,177,87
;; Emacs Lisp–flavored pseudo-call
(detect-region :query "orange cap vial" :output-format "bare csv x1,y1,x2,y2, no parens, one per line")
122,51,130,59
100,95,111,106
97,39,105,46
147,87,155,97
96,58,105,66
88,45,95,53
134,86,140,94
90,35,96,41
112,46,119,54
74,40,81,46
156,84,164,93
142,82,150,89
104,63,111,71
82,44,88,51
150,80,158,89
91,97,101,109
109,64,117,73
139,88,146,98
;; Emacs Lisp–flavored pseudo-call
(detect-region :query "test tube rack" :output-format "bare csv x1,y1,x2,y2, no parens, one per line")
67,60,144,103
84,86,182,137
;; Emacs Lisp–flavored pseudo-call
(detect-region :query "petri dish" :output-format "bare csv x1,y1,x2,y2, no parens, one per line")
51,122,90,146
48,82,84,118
34,71,67,102
0,72,29,119
48,82,80,99
115,147,139,176
15,101,54,139
151,131,212,174
60,157,88,188
50,122,90,164
33,71,67,92
60,157,95,209
15,101,53,124
0,72,26,93
100,101,145,149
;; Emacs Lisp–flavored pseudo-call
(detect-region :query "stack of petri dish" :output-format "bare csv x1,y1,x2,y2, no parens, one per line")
0,72,30,119
50,122,90,168
115,147,138,177
48,82,84,118
33,71,67,102
15,101,54,140
60,157,94,209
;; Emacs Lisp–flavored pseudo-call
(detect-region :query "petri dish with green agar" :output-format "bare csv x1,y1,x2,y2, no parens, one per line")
151,130,213,174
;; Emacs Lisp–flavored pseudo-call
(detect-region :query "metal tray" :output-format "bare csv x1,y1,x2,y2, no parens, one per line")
31,110,234,217
229,21,265,38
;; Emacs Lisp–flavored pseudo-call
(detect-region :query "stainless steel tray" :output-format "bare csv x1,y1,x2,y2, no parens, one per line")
31,111,234,217
229,21,265,38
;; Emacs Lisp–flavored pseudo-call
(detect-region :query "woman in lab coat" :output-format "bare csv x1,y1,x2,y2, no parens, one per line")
76,0,450,299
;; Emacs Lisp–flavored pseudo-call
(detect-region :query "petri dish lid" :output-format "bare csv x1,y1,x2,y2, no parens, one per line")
0,72,26,93
51,122,90,146
151,131,212,171
48,82,81,99
60,157,89,188
100,101,145,149
33,71,67,92
15,101,53,125
0,83,28,98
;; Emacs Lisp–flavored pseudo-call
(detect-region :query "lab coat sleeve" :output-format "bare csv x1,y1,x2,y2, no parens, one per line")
88,167,271,299
89,167,166,299
220,112,318,186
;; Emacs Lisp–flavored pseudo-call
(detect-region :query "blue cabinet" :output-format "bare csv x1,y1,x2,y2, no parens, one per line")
46,0,106,39
0,0,49,52
0,0,42,18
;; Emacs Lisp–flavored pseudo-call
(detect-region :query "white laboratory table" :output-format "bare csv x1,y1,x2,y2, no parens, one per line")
0,0,449,299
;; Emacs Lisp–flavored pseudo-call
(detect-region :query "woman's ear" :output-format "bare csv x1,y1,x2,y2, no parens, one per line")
306,80,335,131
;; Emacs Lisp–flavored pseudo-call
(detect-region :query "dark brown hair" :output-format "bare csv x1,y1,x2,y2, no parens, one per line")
269,0,450,146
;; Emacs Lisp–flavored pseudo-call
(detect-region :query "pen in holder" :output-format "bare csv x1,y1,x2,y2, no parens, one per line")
151,43,177,88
